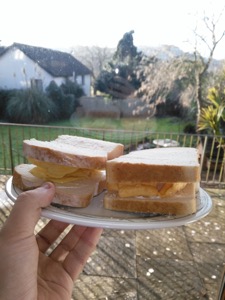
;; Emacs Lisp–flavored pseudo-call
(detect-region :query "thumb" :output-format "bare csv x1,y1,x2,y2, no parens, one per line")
3,182,55,238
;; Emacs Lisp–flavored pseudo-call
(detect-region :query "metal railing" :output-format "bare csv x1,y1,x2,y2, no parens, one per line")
1,122,225,186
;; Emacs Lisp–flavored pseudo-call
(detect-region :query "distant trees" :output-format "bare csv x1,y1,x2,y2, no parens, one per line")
73,27,221,123
68,8,225,123
134,55,198,118
94,31,143,98
134,9,225,123
69,20,224,124
71,46,114,82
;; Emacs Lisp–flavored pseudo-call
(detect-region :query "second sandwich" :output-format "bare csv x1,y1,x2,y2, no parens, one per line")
104,147,200,216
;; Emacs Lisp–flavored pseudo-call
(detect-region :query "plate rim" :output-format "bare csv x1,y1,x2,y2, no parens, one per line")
5,177,213,230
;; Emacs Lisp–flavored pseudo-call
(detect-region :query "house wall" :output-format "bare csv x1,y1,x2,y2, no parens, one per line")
0,48,91,96
0,48,54,90
76,74,91,96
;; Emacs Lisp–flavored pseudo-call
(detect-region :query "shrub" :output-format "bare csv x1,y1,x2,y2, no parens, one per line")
183,123,196,134
0,89,11,120
61,94,77,119
6,88,59,124
60,79,84,99
45,81,63,108
46,80,82,120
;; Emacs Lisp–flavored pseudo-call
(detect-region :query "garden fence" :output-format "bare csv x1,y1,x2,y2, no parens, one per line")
1,122,225,186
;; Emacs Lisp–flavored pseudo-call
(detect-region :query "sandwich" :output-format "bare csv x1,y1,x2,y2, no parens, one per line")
104,147,200,215
13,135,124,207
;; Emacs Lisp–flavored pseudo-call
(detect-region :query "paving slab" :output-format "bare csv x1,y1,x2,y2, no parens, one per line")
189,242,225,284
73,276,138,300
83,235,137,278
0,176,225,299
137,257,206,299
136,227,193,260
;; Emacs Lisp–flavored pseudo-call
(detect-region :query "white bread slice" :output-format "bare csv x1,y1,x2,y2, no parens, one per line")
52,178,104,207
106,147,200,183
104,183,197,215
55,135,124,160
23,136,124,169
13,164,106,207
13,164,45,190
23,139,107,169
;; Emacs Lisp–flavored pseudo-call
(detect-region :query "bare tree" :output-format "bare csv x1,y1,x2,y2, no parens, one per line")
193,8,225,125
70,46,114,80
135,55,196,117
134,8,225,123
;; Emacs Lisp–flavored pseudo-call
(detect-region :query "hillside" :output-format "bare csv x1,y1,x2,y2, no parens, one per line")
138,44,224,71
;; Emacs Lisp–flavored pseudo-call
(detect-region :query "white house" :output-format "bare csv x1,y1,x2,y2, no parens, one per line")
0,43,92,96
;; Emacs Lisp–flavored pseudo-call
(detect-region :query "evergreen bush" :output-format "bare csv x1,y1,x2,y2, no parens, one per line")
60,79,84,99
46,80,83,120
0,89,11,120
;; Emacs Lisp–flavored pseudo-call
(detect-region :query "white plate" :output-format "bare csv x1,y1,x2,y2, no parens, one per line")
5,177,212,230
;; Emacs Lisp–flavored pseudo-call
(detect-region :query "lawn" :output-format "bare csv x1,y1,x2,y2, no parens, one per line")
49,116,190,145
50,116,189,133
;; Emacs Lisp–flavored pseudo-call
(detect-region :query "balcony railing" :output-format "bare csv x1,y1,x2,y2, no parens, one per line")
1,122,225,186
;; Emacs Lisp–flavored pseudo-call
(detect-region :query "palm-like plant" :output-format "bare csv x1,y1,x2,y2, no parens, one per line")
198,86,225,180
198,87,225,141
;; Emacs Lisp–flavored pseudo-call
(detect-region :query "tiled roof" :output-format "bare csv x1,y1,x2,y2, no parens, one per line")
0,43,91,77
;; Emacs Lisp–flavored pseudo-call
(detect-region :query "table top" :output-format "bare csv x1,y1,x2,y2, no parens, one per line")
153,139,180,147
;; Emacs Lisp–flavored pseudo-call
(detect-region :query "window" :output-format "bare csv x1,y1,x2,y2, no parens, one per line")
30,79,43,91
81,75,85,85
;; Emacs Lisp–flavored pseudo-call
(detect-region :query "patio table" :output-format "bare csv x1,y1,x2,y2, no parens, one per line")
153,138,180,147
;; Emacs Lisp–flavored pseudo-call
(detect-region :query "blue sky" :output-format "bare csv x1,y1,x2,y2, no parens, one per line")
1,0,225,59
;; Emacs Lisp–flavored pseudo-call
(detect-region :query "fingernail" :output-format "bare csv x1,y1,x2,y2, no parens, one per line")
42,183,52,189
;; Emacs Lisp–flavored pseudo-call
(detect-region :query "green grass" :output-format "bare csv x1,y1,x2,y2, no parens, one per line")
49,116,189,146
50,116,188,133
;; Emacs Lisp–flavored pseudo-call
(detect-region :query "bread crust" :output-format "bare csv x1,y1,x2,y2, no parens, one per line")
104,184,197,215
104,195,196,215
107,163,200,183
106,147,200,183
23,136,124,170
55,135,124,160
13,164,44,190
23,139,107,169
